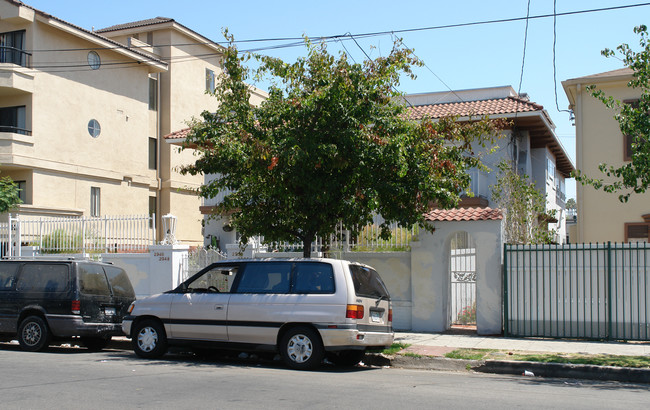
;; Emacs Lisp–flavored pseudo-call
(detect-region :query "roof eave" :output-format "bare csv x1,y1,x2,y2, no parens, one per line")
37,15,168,71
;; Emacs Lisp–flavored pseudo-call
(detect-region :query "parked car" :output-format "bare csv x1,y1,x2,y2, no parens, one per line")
123,258,394,369
0,259,136,351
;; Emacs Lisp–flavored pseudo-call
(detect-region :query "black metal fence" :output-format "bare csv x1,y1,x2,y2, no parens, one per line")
504,242,649,341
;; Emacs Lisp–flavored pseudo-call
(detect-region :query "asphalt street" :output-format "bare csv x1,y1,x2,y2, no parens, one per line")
1,343,649,409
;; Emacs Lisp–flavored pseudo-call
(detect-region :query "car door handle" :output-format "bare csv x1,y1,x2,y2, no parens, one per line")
215,305,224,310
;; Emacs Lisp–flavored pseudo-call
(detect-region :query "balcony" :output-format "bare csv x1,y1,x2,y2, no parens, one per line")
0,64,33,96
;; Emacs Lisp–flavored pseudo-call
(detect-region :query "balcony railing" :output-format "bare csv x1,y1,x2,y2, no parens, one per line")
0,46,31,68
0,125,31,136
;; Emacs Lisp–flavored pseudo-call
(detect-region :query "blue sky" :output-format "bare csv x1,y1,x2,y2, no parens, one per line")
23,0,650,199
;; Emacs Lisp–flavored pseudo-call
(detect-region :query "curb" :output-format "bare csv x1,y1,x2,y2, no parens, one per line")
110,339,650,383
364,353,650,384
474,360,650,384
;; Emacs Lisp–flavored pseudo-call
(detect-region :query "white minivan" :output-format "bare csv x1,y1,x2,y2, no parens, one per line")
122,258,394,369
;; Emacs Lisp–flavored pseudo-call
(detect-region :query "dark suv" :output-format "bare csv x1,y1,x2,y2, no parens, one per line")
0,259,136,351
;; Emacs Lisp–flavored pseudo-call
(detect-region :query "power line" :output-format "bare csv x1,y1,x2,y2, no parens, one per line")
22,3,650,55
553,0,573,115
517,0,532,98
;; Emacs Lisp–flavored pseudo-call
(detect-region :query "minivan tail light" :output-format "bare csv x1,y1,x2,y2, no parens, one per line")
388,308,393,322
71,300,81,315
346,304,364,319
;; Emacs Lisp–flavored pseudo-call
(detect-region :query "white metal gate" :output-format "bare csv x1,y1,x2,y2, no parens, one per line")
180,247,227,281
450,232,477,326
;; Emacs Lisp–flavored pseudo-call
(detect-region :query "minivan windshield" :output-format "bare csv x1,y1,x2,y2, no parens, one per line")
349,265,390,299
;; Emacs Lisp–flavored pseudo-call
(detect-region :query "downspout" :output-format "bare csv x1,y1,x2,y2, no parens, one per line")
156,71,162,243
575,83,584,243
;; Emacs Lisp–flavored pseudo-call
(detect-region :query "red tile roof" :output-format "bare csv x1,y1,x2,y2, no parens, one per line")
424,207,502,222
96,17,174,33
165,128,191,140
407,97,543,120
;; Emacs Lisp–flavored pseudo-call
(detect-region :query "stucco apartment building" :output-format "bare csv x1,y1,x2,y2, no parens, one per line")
404,86,574,244
0,0,252,244
563,68,649,243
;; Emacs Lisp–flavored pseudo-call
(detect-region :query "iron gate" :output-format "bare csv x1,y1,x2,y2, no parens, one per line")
504,242,650,341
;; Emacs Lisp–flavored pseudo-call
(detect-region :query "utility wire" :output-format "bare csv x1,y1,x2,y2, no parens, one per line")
22,3,650,55
553,0,573,115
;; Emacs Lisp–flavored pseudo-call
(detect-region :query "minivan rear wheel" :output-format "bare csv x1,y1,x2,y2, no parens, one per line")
132,319,167,359
279,326,324,370
18,316,50,352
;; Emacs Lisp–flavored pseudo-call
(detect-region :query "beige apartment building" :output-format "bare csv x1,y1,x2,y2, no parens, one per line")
563,68,650,243
0,0,231,244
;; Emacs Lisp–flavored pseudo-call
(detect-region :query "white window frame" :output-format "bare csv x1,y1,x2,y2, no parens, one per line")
90,187,101,217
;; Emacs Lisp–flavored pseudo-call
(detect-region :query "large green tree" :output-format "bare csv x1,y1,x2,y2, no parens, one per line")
182,35,502,256
574,25,650,202
0,175,21,213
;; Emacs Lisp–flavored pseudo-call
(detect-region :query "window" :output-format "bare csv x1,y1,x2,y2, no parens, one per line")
16,264,69,292
0,30,27,66
206,68,215,92
79,263,111,296
90,187,100,217
625,223,649,243
87,51,101,70
0,263,19,290
148,137,157,170
293,262,335,294
624,134,634,161
15,180,26,203
547,158,555,182
104,266,135,298
88,119,101,138
149,196,156,228
622,99,648,161
349,264,390,299
236,262,292,293
148,77,157,111
187,265,239,293
0,106,27,135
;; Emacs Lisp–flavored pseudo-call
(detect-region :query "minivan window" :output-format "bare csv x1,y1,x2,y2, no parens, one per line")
79,263,111,296
16,264,69,292
0,263,19,290
104,266,135,298
236,262,292,294
293,262,335,294
187,266,239,293
349,265,390,299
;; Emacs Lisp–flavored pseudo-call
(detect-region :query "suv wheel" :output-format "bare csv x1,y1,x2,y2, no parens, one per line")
279,326,324,370
18,316,51,352
132,319,167,359
82,336,111,351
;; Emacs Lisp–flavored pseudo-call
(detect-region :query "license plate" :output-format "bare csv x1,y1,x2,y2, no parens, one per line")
370,310,382,323
104,307,116,316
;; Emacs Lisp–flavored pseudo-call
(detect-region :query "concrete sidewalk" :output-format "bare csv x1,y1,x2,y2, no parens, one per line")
395,331,650,357
371,331,650,384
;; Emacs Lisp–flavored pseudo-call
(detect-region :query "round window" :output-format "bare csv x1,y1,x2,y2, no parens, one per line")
87,51,101,70
88,119,101,138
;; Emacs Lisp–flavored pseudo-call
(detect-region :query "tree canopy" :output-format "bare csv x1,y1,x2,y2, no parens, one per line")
0,175,21,214
575,25,650,202
182,35,502,256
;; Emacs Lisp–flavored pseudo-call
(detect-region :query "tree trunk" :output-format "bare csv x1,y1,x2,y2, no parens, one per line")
302,236,313,258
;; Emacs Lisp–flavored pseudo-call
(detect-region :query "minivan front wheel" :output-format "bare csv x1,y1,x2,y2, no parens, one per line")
18,316,51,352
132,319,167,359
280,326,324,370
